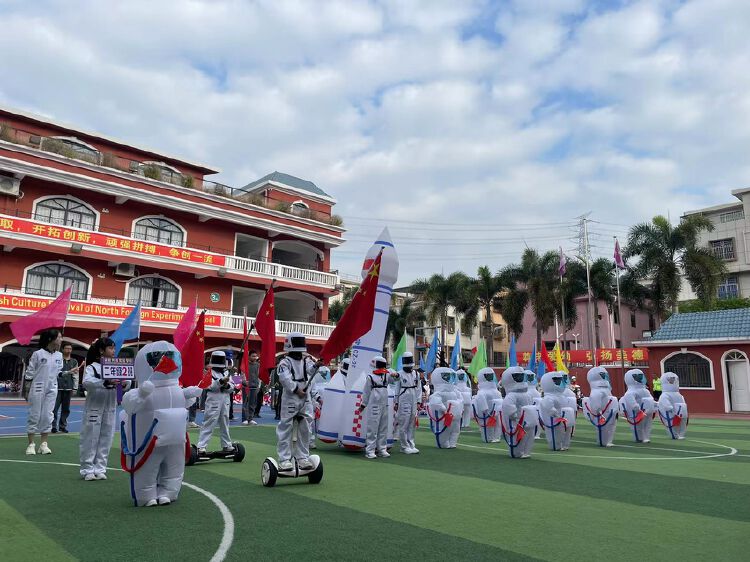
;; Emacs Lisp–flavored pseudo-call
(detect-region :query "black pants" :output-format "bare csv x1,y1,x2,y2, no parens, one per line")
653,390,662,401
256,386,264,417
53,390,72,430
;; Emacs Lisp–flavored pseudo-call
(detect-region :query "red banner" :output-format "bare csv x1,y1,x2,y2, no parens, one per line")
517,348,648,365
0,293,222,327
0,215,226,266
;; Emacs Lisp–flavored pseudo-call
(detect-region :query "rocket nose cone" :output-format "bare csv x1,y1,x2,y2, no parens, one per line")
377,227,392,245
362,227,399,284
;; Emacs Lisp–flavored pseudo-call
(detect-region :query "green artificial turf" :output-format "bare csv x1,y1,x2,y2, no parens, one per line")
0,417,749,561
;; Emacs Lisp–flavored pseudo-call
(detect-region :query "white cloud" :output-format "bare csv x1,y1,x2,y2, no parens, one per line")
0,0,748,284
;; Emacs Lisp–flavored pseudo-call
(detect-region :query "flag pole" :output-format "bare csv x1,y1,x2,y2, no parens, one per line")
560,272,567,359
615,236,625,375
583,219,597,366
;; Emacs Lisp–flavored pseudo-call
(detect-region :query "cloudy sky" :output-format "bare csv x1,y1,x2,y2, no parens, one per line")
1,0,748,284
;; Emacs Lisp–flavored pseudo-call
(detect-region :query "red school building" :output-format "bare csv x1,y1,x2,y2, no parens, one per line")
0,106,345,395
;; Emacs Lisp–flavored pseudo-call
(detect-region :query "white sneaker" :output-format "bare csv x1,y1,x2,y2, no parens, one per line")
404,448,419,454
249,420,258,425
145,499,158,507
84,473,96,481
279,460,294,471
157,496,171,505
25,443,36,455
365,452,377,459
242,421,249,425
197,448,207,455
38,442,52,455
377,450,391,458
94,473,107,480
297,458,313,470
188,422,199,428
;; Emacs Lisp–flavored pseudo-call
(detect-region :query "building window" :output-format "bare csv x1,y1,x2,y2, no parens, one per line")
648,313,656,332
710,238,735,260
35,197,97,230
613,307,619,325
630,311,636,328
664,352,712,388
290,200,310,217
140,161,184,185
42,137,101,164
493,352,505,366
718,276,740,300
133,217,184,246
447,317,456,334
26,263,89,300
719,210,744,223
127,276,179,309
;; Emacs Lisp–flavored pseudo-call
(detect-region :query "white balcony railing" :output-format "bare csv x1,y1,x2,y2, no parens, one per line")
0,289,334,340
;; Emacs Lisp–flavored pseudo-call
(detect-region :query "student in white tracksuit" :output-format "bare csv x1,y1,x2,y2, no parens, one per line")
583,366,618,447
309,366,331,449
121,341,202,506
197,351,234,453
394,353,421,454
455,369,473,428
25,330,63,455
657,372,688,440
359,356,396,459
427,367,463,449
619,369,657,443
500,366,538,458
80,337,131,480
276,333,321,472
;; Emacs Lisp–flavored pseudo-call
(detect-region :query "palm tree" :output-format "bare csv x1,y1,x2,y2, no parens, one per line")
385,298,426,356
587,258,617,348
625,215,726,319
459,266,509,366
410,272,472,366
328,285,357,324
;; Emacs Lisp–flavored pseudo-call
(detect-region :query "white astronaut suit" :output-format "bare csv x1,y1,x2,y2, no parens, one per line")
276,333,320,471
309,366,331,449
80,358,131,479
394,352,421,454
25,348,62,438
121,341,202,506
619,369,657,443
538,372,576,451
582,366,618,447
427,367,463,449
657,372,688,440
500,366,539,458
524,370,543,440
455,369,473,429
472,368,503,443
360,356,396,458
197,351,234,453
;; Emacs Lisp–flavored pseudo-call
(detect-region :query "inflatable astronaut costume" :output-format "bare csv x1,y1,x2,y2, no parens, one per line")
657,372,688,440
619,369,657,443
120,341,202,507
500,366,538,458
309,366,331,449
582,366,619,447
455,369,473,429
427,367,463,449
197,351,234,454
472,367,503,443
538,371,576,451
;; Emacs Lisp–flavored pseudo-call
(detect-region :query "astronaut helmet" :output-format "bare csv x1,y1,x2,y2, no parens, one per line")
501,366,527,392
318,366,332,382
661,371,680,392
587,366,611,389
624,368,647,388
209,351,228,370
135,341,182,386
431,367,455,390
477,367,497,389
370,355,388,373
339,357,350,376
284,332,307,353
401,352,415,372
541,371,567,394
456,369,467,382
523,369,537,385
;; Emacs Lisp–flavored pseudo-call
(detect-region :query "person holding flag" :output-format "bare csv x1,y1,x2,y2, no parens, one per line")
24,329,64,455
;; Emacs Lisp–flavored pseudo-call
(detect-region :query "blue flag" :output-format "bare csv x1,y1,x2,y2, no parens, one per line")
425,330,439,373
509,335,517,367
537,357,546,382
111,302,141,354
450,329,461,370
529,341,537,373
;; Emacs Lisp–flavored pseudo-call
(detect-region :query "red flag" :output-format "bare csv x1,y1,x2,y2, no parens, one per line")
254,287,276,385
240,314,250,381
540,344,554,372
174,298,197,351
179,311,205,387
320,251,382,363
11,287,72,345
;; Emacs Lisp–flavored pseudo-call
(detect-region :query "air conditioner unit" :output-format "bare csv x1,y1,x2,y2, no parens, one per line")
114,263,136,277
0,174,21,197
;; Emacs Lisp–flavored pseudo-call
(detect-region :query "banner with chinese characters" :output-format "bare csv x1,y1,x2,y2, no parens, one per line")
517,348,648,365
0,215,226,266
0,293,222,327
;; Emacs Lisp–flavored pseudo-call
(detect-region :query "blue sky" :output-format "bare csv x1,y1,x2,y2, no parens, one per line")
1,0,748,283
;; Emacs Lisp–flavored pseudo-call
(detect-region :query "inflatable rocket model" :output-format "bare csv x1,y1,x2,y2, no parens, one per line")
335,228,399,449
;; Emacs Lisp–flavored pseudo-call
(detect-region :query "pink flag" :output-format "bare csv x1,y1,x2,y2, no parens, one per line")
614,239,626,270
174,298,197,351
10,287,72,345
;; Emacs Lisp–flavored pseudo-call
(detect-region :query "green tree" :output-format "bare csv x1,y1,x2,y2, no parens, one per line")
625,215,726,320
327,285,357,324
385,298,426,356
